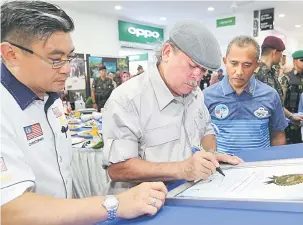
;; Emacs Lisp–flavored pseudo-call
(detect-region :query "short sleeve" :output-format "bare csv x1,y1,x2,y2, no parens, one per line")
1,118,35,206
101,98,142,167
269,92,288,132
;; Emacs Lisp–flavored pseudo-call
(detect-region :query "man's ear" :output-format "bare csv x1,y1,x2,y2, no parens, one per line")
161,43,174,63
0,42,20,66
223,56,227,65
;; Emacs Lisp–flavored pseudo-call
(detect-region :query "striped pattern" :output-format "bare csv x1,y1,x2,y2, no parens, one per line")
23,123,43,141
213,119,270,155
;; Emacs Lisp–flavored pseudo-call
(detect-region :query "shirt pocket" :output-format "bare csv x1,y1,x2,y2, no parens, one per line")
144,124,180,147
194,116,207,138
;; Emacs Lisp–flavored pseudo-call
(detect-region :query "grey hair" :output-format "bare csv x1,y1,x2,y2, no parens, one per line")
226,35,260,60
154,38,180,65
1,1,74,46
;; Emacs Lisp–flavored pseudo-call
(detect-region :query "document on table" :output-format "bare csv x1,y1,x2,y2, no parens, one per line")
178,159,303,201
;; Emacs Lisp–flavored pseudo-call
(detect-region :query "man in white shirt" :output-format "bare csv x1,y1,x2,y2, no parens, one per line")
1,1,167,224
102,19,243,194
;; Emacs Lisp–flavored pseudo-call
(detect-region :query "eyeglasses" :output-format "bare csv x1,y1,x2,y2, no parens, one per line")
4,41,77,69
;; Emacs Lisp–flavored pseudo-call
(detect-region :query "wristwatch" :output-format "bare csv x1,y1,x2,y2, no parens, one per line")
102,195,119,220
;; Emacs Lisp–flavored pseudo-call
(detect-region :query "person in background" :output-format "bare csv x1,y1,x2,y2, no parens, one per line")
199,70,211,90
121,71,130,83
91,65,114,111
254,36,303,126
102,19,242,195
209,70,219,85
204,36,287,155
281,50,303,143
217,69,224,81
114,69,122,87
108,72,117,88
1,2,168,224
137,65,144,75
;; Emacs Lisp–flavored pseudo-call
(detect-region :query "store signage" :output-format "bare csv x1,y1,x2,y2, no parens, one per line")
216,17,236,27
260,8,274,31
129,53,148,62
118,20,164,44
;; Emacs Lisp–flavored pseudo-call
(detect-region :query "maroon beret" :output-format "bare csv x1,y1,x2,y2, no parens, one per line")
262,36,285,51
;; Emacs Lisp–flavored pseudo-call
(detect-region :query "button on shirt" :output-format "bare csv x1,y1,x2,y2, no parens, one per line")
0,64,72,206
203,75,288,155
102,65,214,194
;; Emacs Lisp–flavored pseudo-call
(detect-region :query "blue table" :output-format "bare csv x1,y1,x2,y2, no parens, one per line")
108,144,303,225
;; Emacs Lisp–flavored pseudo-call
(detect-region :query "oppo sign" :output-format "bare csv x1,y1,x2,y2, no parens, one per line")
127,27,160,39
119,20,164,44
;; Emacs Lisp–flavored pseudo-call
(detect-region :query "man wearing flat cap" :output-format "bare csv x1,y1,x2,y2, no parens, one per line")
102,19,243,194
255,36,303,127
281,50,303,143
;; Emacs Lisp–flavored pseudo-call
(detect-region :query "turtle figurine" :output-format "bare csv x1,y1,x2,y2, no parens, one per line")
265,174,303,186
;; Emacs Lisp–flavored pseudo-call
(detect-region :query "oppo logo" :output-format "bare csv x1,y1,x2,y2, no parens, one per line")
127,27,160,39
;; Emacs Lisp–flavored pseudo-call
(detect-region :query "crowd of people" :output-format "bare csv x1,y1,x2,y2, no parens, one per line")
1,1,302,224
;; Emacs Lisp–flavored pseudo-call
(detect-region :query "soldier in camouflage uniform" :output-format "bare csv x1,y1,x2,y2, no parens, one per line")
254,37,303,143
91,65,114,112
280,50,303,143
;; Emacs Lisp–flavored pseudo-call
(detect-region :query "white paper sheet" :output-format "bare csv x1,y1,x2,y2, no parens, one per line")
178,161,303,201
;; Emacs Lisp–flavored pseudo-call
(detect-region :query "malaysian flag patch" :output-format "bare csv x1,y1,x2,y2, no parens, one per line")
24,123,43,141
52,107,63,118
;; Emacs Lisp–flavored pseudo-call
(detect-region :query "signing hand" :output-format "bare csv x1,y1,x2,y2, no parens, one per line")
116,182,168,219
180,151,219,181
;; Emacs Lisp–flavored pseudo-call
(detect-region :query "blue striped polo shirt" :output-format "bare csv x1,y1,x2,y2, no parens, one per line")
203,75,288,155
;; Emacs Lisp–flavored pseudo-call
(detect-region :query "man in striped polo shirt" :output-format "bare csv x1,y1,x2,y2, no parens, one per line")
204,36,287,155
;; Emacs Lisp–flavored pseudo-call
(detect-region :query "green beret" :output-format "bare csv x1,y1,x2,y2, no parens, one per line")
292,50,303,59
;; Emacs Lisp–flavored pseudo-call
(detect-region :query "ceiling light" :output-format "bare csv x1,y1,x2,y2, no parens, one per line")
208,7,215,11
160,17,167,21
278,14,285,18
295,24,301,28
115,5,122,10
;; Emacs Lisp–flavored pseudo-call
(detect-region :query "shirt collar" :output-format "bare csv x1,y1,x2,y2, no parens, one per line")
149,65,175,111
1,63,60,110
221,74,256,96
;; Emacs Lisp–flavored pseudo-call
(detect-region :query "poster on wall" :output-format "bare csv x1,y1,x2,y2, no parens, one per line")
88,56,103,79
65,53,86,91
102,57,118,73
117,57,129,72
260,8,274,31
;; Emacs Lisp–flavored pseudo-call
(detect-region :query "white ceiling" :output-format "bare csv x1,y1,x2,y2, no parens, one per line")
52,1,303,40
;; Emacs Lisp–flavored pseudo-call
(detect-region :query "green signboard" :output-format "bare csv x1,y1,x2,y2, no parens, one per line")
129,53,148,62
118,20,164,44
216,17,236,27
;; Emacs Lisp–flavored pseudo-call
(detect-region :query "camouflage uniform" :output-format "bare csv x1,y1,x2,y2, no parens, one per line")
92,77,114,111
282,69,303,113
254,62,284,105
280,68,303,144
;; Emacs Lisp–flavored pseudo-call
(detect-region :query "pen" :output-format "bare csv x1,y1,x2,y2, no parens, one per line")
191,146,226,177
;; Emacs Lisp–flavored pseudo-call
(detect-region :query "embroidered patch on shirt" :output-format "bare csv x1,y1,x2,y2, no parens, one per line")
0,157,7,172
52,107,63,118
215,104,229,119
24,123,43,141
254,107,269,118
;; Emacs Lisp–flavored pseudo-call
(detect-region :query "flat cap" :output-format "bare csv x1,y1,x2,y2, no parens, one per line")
292,50,303,59
169,19,222,70
262,36,285,51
